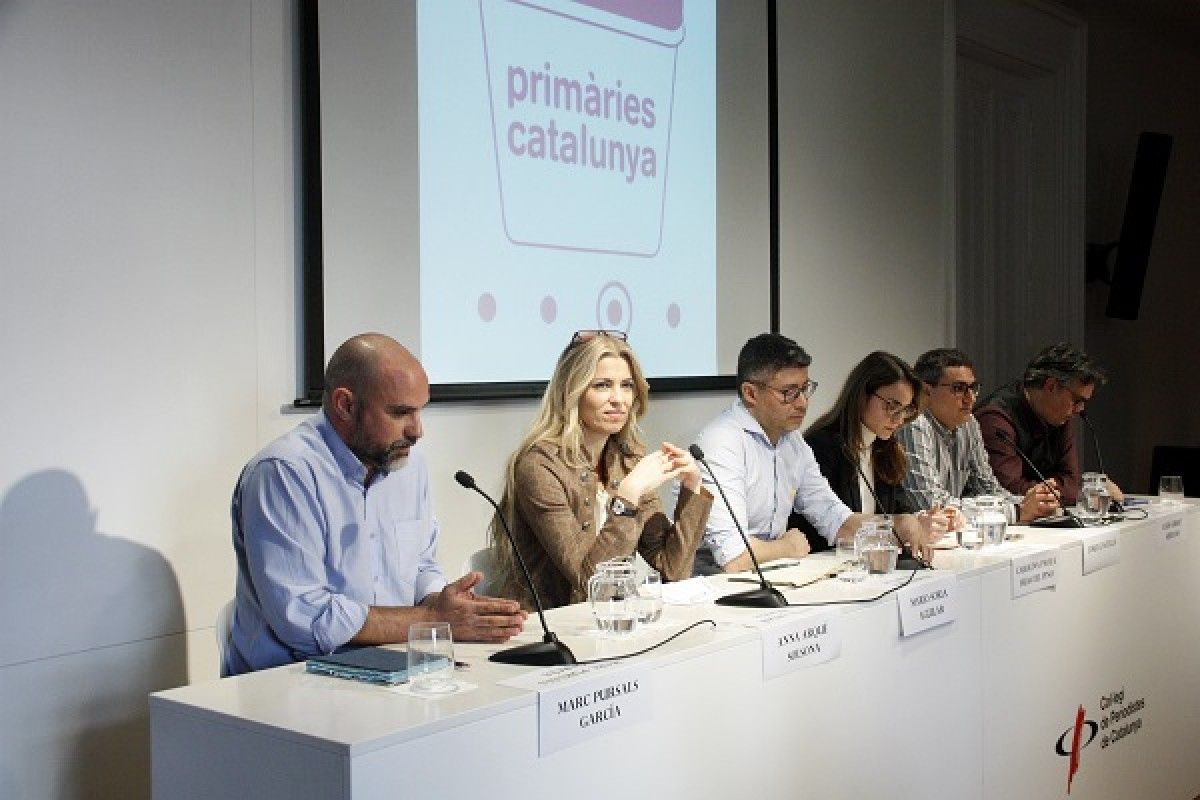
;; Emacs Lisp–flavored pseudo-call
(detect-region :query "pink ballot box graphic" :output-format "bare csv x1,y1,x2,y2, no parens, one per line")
479,0,684,256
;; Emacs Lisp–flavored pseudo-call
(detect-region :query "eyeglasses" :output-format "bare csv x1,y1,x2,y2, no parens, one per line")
935,381,982,397
569,329,628,346
753,380,818,404
872,393,919,421
1062,385,1089,409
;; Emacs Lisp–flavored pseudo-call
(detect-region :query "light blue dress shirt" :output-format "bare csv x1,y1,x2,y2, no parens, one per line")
225,411,446,676
693,400,852,569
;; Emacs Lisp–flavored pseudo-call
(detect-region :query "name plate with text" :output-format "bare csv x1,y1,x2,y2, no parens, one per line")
760,610,842,679
896,574,957,637
537,662,652,756
1082,529,1121,575
1158,512,1185,546
1011,548,1059,599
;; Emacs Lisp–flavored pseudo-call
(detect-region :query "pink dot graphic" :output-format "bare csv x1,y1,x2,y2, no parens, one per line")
595,281,632,335
478,293,496,322
606,299,622,326
540,295,557,323
667,303,681,328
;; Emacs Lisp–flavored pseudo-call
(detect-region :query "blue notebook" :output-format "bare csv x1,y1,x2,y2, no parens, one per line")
305,647,413,685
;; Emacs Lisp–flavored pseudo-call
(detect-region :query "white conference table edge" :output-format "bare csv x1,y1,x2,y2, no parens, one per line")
150,499,1193,760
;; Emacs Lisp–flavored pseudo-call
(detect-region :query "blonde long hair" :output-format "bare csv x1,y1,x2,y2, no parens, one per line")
488,335,650,596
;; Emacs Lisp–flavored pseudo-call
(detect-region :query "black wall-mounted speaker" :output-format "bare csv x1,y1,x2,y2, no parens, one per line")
1106,132,1173,320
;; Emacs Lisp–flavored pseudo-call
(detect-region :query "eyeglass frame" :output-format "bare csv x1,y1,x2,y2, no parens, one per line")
871,392,919,421
750,379,818,405
1059,384,1090,410
934,380,982,397
569,329,628,346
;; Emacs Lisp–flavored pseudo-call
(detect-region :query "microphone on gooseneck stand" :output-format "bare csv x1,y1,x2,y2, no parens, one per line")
689,444,788,608
835,435,929,571
991,431,1085,528
1078,411,1124,514
454,470,577,666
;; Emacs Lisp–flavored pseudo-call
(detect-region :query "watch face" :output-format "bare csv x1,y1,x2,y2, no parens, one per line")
611,497,636,517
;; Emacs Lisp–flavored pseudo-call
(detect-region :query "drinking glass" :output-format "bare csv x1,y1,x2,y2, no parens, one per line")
1159,475,1185,505
836,532,866,582
1080,472,1112,519
588,561,639,636
408,622,456,694
635,570,664,624
859,518,899,575
959,498,983,550
975,495,1007,546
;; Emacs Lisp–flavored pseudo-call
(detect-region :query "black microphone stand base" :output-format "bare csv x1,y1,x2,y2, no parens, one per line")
715,585,789,608
488,633,577,666
1029,515,1085,529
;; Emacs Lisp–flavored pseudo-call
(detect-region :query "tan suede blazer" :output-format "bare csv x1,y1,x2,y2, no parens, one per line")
497,439,712,610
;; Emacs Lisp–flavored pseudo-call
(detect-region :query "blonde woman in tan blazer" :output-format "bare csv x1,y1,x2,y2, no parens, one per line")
489,331,713,610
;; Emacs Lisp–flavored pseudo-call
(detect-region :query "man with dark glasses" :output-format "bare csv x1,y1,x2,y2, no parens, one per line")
975,343,1122,508
898,348,1059,522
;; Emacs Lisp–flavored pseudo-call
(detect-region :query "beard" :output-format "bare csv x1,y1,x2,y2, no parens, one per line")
346,420,416,474
381,444,411,471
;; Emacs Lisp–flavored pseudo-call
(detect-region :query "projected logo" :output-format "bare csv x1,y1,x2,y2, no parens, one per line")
478,0,683,256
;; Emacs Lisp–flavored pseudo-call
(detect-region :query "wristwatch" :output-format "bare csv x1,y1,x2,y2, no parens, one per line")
609,496,638,518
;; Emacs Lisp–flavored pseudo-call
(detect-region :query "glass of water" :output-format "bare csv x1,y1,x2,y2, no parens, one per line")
836,531,866,583
975,495,1008,546
1159,475,1185,505
636,570,664,624
1080,472,1112,519
408,622,456,694
959,498,983,550
588,561,639,636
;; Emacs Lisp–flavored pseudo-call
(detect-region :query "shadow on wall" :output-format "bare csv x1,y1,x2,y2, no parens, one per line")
0,469,187,800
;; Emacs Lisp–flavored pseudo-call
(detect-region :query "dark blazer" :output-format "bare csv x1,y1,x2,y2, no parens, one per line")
788,425,914,552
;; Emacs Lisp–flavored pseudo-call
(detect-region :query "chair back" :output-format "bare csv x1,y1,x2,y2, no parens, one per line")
215,598,236,677
462,547,498,596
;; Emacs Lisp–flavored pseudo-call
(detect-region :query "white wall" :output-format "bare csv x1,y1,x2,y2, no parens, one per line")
776,1,953,373
0,1,951,797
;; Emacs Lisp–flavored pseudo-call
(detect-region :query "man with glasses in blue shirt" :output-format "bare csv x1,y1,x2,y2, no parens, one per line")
975,343,1122,509
689,333,863,574
898,348,1059,523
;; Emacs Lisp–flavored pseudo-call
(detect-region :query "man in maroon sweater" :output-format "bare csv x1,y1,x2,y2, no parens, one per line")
975,343,1123,508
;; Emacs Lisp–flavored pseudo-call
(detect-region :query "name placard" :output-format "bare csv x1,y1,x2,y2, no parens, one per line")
760,610,841,679
1011,549,1059,599
896,574,957,637
1082,530,1121,575
537,663,652,756
1158,512,1185,546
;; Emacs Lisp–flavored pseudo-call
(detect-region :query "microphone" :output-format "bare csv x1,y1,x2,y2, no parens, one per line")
454,470,577,666
1078,411,1124,513
991,431,1084,528
689,444,787,608
835,435,929,570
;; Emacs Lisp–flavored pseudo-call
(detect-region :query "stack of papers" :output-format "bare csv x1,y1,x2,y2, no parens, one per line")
661,577,717,605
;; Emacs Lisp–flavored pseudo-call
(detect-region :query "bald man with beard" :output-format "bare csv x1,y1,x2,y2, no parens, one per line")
225,333,526,676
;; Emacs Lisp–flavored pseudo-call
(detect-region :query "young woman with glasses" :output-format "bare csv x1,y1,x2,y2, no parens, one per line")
789,351,958,560
487,331,713,610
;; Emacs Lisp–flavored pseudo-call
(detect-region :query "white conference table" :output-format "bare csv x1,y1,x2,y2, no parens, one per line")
151,502,1200,800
